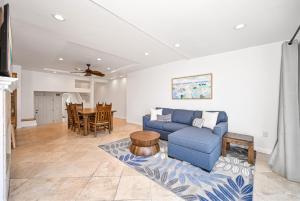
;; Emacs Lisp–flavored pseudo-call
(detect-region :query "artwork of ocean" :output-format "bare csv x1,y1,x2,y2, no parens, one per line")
172,74,212,99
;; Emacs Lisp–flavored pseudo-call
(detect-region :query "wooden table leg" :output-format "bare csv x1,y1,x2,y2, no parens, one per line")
222,139,227,157
248,143,254,164
110,113,114,131
226,142,230,150
11,125,16,149
83,115,88,136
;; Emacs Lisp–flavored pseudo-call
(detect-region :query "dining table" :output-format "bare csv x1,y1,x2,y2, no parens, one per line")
78,108,116,136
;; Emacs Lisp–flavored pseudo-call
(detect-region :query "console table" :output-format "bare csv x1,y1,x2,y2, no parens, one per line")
222,132,255,164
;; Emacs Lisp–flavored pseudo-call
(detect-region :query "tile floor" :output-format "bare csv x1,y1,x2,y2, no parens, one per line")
9,119,300,201
253,154,300,201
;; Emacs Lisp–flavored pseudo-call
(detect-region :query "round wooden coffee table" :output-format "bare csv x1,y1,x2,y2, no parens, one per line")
129,131,160,156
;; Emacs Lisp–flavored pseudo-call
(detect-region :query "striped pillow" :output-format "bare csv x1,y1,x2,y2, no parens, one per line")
192,118,204,128
157,114,172,122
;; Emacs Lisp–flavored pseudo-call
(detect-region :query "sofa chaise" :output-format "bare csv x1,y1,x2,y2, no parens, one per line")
143,108,228,171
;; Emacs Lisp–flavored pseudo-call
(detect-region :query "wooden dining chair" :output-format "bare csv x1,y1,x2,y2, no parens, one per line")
97,102,104,107
97,104,112,131
69,103,77,131
90,106,111,137
105,102,112,107
104,103,112,111
74,102,83,110
66,103,73,129
71,104,84,134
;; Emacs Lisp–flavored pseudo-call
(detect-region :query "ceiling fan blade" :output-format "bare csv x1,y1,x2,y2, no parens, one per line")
90,70,105,77
70,71,85,73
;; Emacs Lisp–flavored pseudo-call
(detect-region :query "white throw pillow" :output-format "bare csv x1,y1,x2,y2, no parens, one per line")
192,118,204,128
150,108,162,121
202,111,219,130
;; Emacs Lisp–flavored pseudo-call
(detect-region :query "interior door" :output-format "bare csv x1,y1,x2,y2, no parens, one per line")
34,92,62,125
34,93,53,125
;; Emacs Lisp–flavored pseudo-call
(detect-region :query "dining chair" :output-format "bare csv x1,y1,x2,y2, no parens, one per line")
90,106,111,137
93,102,104,121
104,103,112,111
74,102,83,110
69,103,77,131
97,102,104,107
71,104,84,135
105,102,112,106
66,103,73,129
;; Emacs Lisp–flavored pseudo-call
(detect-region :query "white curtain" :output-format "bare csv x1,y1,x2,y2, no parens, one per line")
269,40,300,182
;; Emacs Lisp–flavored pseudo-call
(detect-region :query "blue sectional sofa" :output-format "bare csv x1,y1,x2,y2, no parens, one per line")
143,108,228,171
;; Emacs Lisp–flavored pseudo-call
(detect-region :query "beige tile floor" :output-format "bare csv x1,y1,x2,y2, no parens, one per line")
10,119,182,201
253,154,300,201
9,119,300,201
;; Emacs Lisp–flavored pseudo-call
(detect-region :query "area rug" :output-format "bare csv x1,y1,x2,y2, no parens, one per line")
99,138,254,201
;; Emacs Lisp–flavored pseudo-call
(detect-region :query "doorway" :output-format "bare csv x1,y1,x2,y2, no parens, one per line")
34,92,63,125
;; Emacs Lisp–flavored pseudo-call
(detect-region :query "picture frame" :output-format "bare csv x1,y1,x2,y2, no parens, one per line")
172,73,213,99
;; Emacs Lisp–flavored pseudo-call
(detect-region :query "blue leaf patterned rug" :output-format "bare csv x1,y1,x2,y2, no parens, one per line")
99,138,254,201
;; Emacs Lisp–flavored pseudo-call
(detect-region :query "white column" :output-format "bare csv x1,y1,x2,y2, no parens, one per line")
0,76,18,201
90,78,95,107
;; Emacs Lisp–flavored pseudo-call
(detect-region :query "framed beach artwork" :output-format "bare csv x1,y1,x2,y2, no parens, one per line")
172,73,212,99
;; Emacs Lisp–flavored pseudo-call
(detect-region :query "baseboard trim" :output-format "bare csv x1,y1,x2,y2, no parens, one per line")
126,120,142,126
255,146,272,155
114,115,127,120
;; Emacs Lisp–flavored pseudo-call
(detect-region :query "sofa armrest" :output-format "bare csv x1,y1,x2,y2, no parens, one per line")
143,114,151,128
213,122,228,137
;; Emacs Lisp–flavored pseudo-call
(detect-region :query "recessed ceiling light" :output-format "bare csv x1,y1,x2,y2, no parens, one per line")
144,52,149,56
234,23,246,30
53,71,57,74
52,14,65,21
58,57,64,61
97,58,102,61
111,70,116,73
120,75,123,78
174,43,180,47
107,67,111,70
75,67,81,71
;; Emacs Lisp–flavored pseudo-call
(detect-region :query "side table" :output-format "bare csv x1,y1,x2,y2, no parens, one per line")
222,132,255,164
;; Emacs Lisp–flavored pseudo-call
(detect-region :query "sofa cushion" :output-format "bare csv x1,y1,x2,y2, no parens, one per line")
172,109,195,125
162,108,174,115
162,122,189,132
156,107,174,116
145,120,164,130
168,127,220,154
216,111,228,124
193,111,202,119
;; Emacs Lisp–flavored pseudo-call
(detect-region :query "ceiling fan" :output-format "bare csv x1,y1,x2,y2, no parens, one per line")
71,64,105,77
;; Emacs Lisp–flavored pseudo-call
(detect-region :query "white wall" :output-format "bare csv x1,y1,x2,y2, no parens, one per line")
127,42,282,154
21,70,106,120
94,78,127,119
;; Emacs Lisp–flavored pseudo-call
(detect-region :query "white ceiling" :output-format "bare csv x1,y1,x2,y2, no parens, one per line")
8,0,300,78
